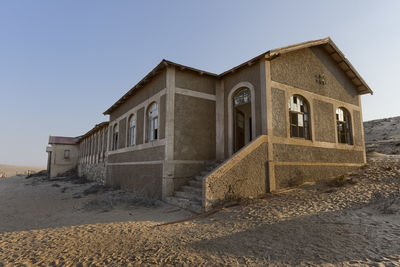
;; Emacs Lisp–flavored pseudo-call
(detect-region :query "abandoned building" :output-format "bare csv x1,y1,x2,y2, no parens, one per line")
46,136,80,178
47,37,372,212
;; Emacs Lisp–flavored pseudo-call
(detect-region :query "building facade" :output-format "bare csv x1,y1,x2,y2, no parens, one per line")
47,38,372,212
46,136,80,178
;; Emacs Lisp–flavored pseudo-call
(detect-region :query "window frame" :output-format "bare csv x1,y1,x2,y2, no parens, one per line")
288,95,312,140
146,102,158,142
112,123,119,151
64,149,70,159
127,114,136,147
336,107,353,145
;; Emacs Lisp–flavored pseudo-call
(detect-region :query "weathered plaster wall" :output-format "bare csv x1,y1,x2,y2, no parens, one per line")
274,165,360,189
175,69,216,95
270,47,359,106
313,99,335,143
106,164,163,198
48,144,79,178
108,146,164,163
159,94,166,139
204,135,268,210
118,117,127,149
271,87,287,137
109,71,166,121
222,62,262,157
273,144,364,163
353,110,363,146
174,94,216,160
136,108,144,145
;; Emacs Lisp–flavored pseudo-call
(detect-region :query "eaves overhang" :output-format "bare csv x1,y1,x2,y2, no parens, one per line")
104,37,372,115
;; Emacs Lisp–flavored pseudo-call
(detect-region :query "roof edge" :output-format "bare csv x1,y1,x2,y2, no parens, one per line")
78,121,109,142
104,37,372,115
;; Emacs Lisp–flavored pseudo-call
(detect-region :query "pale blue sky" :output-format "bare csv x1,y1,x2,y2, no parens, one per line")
1,1,399,167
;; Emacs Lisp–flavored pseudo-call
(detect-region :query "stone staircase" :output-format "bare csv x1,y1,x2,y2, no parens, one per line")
165,160,222,213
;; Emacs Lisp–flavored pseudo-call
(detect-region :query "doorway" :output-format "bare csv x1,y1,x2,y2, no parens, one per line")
233,88,252,153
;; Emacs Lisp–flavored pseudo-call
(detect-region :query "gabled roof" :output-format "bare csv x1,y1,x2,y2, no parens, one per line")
48,136,80,145
104,37,372,115
221,37,373,95
103,60,217,115
78,121,109,142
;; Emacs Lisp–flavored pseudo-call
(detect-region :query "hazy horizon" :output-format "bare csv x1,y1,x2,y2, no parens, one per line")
1,1,399,167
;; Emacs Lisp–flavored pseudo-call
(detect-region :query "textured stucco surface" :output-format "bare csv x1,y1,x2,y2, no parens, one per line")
175,69,216,95
118,117,127,149
174,94,216,160
271,87,287,137
223,62,262,157
274,164,360,189
205,136,268,210
159,94,166,139
106,164,163,198
136,108,144,145
48,144,79,178
313,99,335,143
270,47,359,106
109,71,166,121
108,146,164,163
353,110,363,146
273,144,364,164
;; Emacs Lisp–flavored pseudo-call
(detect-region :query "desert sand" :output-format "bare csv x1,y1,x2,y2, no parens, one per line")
0,154,399,266
0,117,400,266
0,164,44,178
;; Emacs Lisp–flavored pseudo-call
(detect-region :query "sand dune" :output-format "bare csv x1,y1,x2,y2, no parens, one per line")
0,164,44,178
364,116,400,155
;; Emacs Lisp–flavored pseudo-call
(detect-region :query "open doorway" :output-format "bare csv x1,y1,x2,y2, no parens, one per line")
233,88,252,153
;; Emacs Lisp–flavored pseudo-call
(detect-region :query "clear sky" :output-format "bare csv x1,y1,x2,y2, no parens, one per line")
1,0,399,167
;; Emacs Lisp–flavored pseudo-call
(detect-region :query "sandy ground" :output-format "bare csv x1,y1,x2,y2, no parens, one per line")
0,154,400,266
364,116,400,155
0,164,44,178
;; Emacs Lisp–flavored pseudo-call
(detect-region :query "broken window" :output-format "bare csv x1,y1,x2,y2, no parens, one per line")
128,114,136,146
64,149,70,159
112,124,119,150
289,95,311,140
147,102,158,142
336,107,353,145
233,88,251,107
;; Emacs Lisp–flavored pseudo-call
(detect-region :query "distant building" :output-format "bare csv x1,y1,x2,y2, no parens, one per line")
46,136,80,178
47,37,372,212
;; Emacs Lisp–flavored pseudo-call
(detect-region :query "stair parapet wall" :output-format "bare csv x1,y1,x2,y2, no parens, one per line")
203,135,269,211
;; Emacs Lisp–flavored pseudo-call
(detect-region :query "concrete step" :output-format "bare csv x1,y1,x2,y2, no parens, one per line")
165,196,203,214
183,185,203,194
181,185,202,194
174,190,202,202
188,180,202,188
194,175,203,182
205,165,216,171
200,171,210,176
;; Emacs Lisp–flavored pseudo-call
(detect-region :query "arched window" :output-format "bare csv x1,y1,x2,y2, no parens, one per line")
336,107,353,145
128,114,136,146
147,102,158,142
112,124,119,150
289,95,311,140
233,88,251,107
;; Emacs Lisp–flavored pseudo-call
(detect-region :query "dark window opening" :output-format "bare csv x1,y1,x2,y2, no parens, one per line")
289,95,311,140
